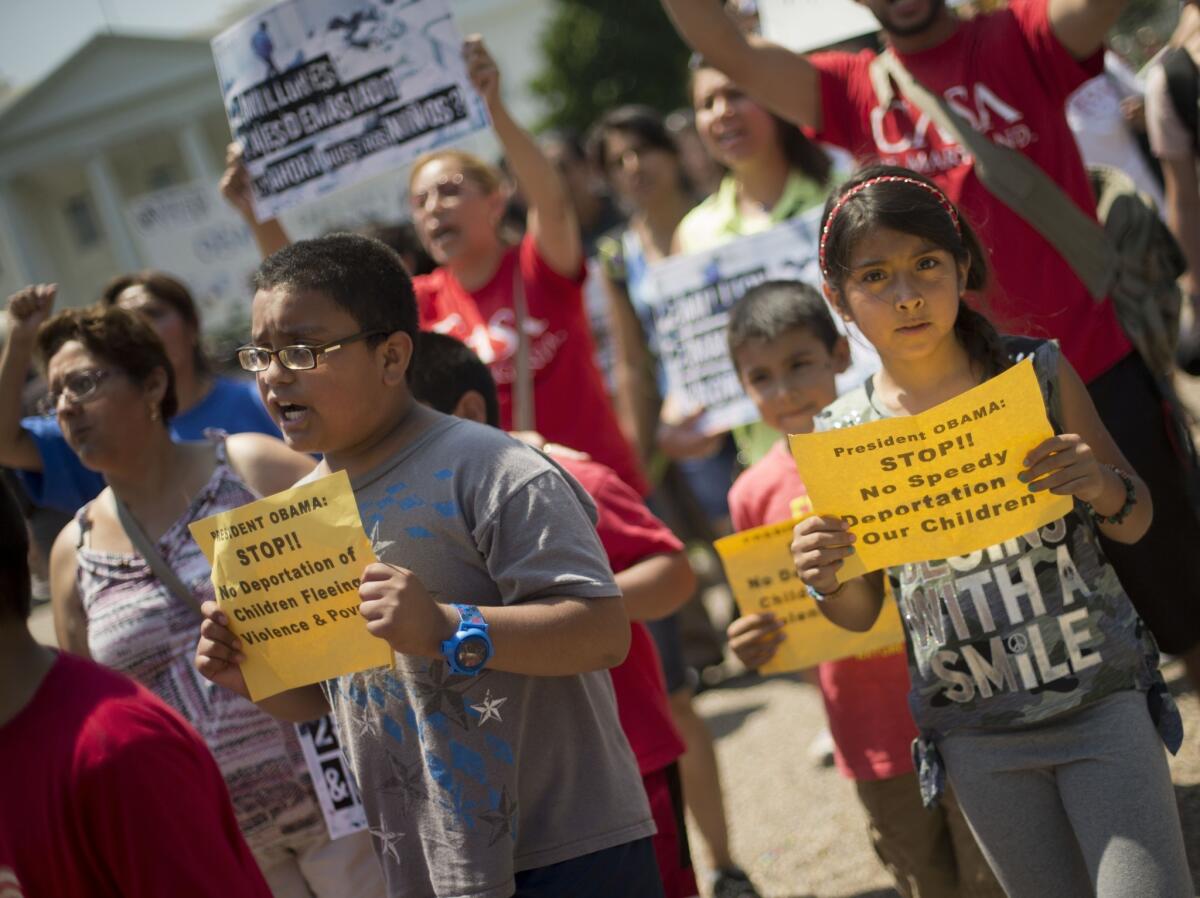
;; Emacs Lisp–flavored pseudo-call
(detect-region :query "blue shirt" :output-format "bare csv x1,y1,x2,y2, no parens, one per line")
18,377,278,514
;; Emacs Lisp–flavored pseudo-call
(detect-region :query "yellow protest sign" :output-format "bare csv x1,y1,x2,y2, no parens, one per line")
189,469,393,700
715,518,905,675
789,358,1072,582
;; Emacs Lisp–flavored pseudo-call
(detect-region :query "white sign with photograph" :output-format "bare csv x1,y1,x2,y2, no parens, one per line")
640,210,879,436
124,182,261,330
212,0,489,220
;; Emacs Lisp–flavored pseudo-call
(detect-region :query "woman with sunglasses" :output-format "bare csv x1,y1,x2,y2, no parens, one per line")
0,276,278,517
44,304,386,897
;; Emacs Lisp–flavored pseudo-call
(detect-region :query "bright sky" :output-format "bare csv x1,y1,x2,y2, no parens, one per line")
0,0,256,88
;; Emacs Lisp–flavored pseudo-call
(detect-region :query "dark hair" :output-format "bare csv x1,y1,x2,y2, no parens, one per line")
0,479,31,620
101,270,210,377
357,221,437,276
36,305,179,421
587,105,681,172
253,233,418,360
539,128,588,165
727,280,840,370
689,58,832,187
410,332,499,427
820,164,1008,377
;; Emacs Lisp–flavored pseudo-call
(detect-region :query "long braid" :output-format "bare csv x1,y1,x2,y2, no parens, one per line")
954,303,1011,379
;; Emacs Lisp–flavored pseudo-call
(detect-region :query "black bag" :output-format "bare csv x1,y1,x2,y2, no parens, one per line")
1163,46,1200,153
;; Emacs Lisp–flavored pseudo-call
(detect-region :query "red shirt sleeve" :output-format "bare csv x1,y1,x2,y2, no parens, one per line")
1009,0,1104,99
727,471,759,533
565,458,682,573
519,232,587,300
76,698,272,898
414,270,447,330
806,49,878,158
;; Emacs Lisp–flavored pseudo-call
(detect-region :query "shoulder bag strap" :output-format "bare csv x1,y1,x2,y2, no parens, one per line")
511,262,536,432
868,50,1115,300
112,492,204,616
1163,46,1200,154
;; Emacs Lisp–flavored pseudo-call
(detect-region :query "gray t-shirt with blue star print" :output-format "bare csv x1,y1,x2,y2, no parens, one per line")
318,414,653,898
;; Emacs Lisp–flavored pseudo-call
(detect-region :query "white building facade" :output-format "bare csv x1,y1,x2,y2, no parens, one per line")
0,0,553,324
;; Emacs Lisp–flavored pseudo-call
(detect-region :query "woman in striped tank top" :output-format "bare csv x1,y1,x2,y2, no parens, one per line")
40,305,385,897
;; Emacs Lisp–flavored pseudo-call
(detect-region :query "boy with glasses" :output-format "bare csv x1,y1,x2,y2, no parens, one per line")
196,233,662,898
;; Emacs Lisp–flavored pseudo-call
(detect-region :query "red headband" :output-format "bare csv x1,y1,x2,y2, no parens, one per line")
819,175,961,277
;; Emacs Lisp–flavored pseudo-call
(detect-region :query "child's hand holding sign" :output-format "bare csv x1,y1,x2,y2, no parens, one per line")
358,563,456,657
195,601,252,701
726,613,787,671
1020,434,1109,502
791,516,857,597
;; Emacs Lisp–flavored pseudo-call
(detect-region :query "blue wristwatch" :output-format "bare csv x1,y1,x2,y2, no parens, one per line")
441,604,492,676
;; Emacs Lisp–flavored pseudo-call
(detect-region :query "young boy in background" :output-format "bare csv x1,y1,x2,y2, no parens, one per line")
410,331,701,898
722,281,1001,898
194,234,661,898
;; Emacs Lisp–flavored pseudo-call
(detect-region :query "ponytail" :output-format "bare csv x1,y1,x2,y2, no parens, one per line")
954,302,1010,379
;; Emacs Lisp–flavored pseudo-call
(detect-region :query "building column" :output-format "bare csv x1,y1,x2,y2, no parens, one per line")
84,154,140,271
179,121,219,182
0,178,51,284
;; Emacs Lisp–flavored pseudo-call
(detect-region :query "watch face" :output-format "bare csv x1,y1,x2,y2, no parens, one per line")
456,636,490,671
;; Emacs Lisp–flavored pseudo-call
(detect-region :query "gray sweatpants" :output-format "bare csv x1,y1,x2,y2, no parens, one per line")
939,690,1193,898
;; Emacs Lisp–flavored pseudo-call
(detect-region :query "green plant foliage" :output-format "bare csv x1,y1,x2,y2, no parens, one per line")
530,0,693,133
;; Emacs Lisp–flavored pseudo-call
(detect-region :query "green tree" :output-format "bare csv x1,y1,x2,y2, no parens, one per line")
530,0,693,134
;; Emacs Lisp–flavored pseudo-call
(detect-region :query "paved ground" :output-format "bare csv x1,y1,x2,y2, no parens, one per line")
687,663,1200,898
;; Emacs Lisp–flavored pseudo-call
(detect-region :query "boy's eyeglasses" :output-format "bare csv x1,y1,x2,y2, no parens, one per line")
237,331,385,372
38,369,112,415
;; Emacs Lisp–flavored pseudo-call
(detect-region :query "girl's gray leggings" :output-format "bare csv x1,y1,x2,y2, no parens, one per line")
939,689,1193,898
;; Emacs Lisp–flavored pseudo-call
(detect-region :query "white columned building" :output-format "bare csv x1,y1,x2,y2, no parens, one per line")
0,0,554,321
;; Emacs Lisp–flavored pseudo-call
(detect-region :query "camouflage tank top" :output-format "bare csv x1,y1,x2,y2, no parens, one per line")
814,338,1180,800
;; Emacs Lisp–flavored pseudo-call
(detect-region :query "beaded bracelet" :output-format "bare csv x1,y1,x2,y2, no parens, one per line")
806,581,845,603
1088,465,1136,525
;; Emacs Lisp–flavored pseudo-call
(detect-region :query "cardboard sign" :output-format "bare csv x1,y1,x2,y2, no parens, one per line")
716,517,905,675
212,0,489,220
639,211,879,435
296,716,368,840
124,182,262,331
190,470,393,700
789,358,1073,580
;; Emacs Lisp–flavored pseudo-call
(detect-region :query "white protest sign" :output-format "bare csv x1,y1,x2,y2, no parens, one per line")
759,0,880,54
212,0,490,220
640,210,879,436
125,182,262,331
295,716,368,841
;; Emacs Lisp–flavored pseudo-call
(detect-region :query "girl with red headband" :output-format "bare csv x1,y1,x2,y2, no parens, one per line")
793,165,1192,897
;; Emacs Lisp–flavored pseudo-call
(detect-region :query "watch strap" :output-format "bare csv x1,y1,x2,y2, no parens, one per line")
454,604,487,630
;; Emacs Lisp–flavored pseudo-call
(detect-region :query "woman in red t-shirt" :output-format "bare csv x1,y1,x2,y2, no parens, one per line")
410,38,646,495
218,38,645,495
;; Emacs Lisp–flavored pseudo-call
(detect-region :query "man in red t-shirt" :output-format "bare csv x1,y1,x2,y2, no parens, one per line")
659,0,1200,685
409,331,701,898
0,482,272,898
